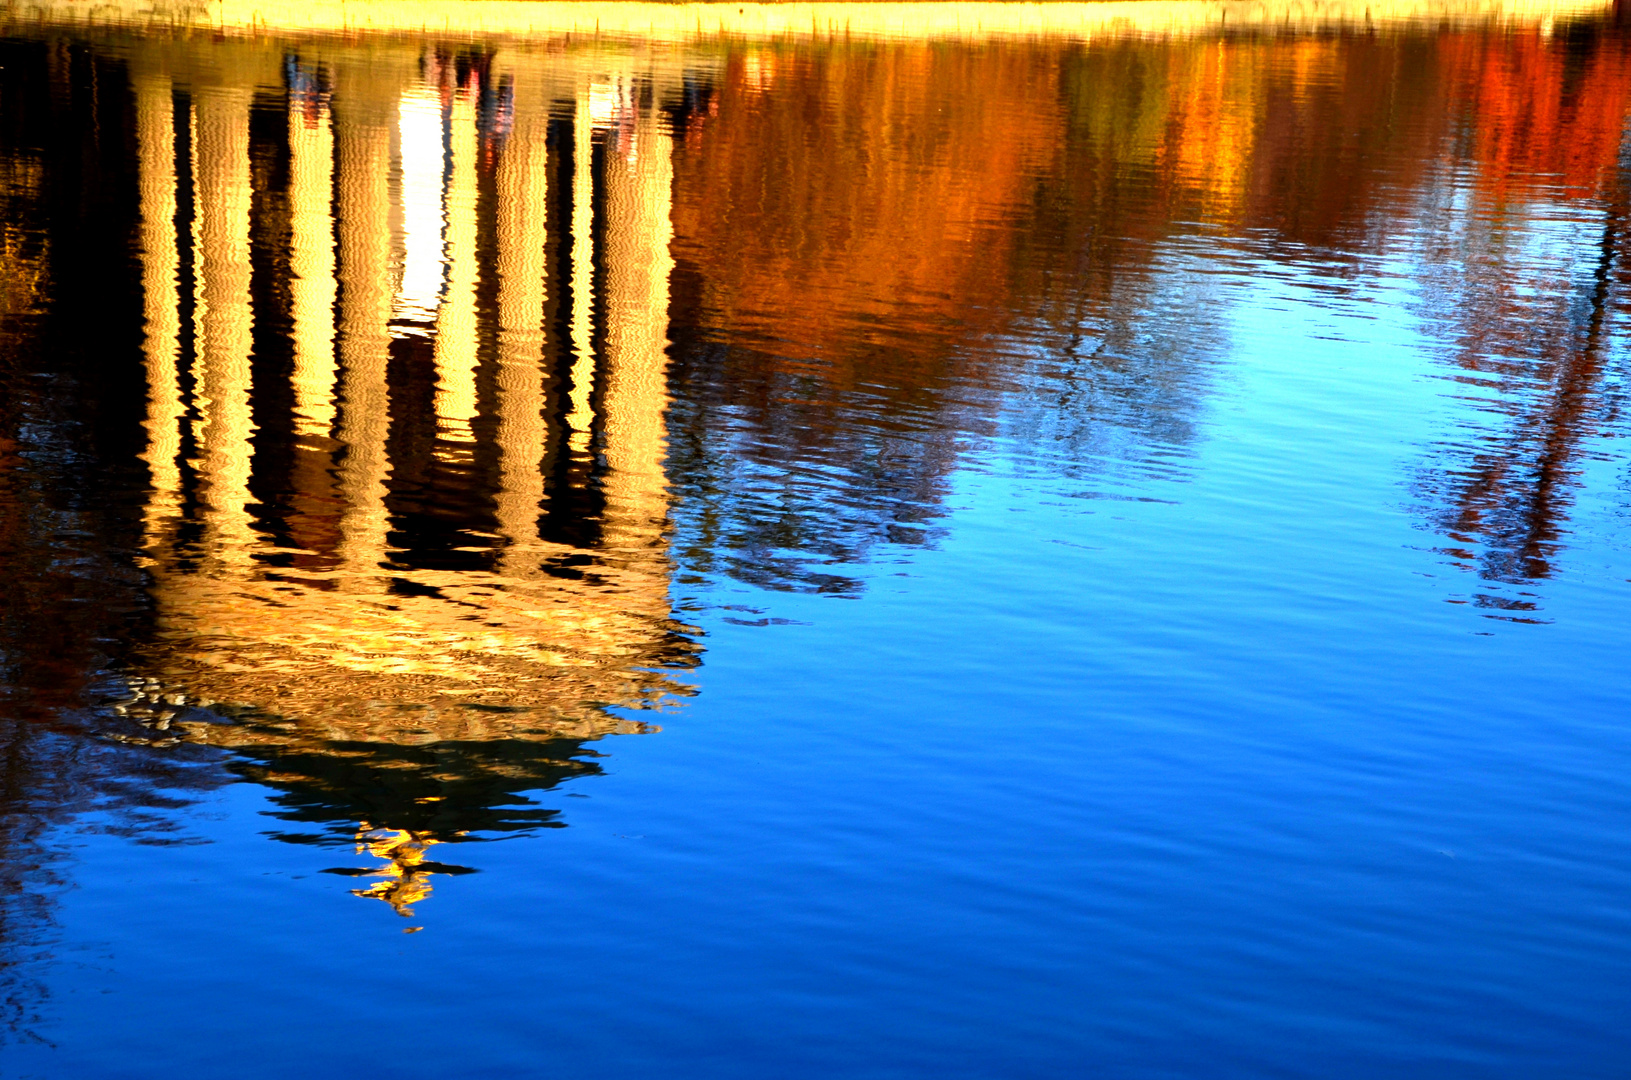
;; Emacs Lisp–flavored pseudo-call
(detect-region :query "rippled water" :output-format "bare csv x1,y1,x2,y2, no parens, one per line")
2,2,1630,1075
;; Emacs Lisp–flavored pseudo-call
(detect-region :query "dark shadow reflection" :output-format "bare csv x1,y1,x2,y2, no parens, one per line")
0,37,233,1037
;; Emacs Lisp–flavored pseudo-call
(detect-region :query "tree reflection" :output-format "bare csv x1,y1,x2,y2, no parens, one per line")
0,41,230,1035
1410,22,1631,600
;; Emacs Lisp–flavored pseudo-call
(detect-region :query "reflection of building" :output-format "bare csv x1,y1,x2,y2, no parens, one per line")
124,41,705,912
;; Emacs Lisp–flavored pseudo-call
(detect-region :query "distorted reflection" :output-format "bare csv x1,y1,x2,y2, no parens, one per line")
117,41,707,913
338,826,459,920
0,0,1628,949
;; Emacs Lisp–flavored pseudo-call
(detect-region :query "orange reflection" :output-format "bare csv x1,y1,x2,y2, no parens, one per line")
1443,28,1631,204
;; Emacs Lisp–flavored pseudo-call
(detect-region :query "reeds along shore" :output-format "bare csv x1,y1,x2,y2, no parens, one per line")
0,0,1614,44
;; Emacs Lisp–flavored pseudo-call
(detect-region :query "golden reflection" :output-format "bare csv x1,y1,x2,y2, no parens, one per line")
494,65,550,567
568,81,597,455
122,43,701,913
601,85,676,555
347,826,448,918
135,66,184,547
433,72,481,445
333,64,398,579
190,86,256,566
395,83,445,334
288,63,339,440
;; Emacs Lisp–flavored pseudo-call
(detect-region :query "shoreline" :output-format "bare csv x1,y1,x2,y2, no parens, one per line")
1,0,1613,43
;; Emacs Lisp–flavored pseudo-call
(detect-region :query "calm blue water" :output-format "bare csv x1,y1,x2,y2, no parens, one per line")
2,9,1630,1077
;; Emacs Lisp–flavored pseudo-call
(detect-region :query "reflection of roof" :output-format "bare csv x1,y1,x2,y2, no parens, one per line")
117,557,690,852
139,559,691,732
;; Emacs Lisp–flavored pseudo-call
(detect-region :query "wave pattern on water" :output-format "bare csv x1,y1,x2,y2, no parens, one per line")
0,5,1629,1069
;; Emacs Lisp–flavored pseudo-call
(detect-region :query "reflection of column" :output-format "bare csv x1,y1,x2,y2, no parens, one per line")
567,87,596,453
433,85,479,444
494,72,549,571
600,106,674,553
395,85,444,331
289,82,338,438
190,86,256,564
333,89,395,577
136,70,183,554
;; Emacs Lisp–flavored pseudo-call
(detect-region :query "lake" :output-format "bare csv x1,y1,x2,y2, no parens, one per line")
1,2,1629,1076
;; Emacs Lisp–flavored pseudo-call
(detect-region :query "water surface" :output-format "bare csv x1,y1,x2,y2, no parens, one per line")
2,3,1630,1076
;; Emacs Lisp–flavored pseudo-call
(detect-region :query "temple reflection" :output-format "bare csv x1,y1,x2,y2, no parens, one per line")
122,41,705,913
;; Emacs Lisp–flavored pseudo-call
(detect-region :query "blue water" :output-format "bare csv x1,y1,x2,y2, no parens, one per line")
3,12,1631,1077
